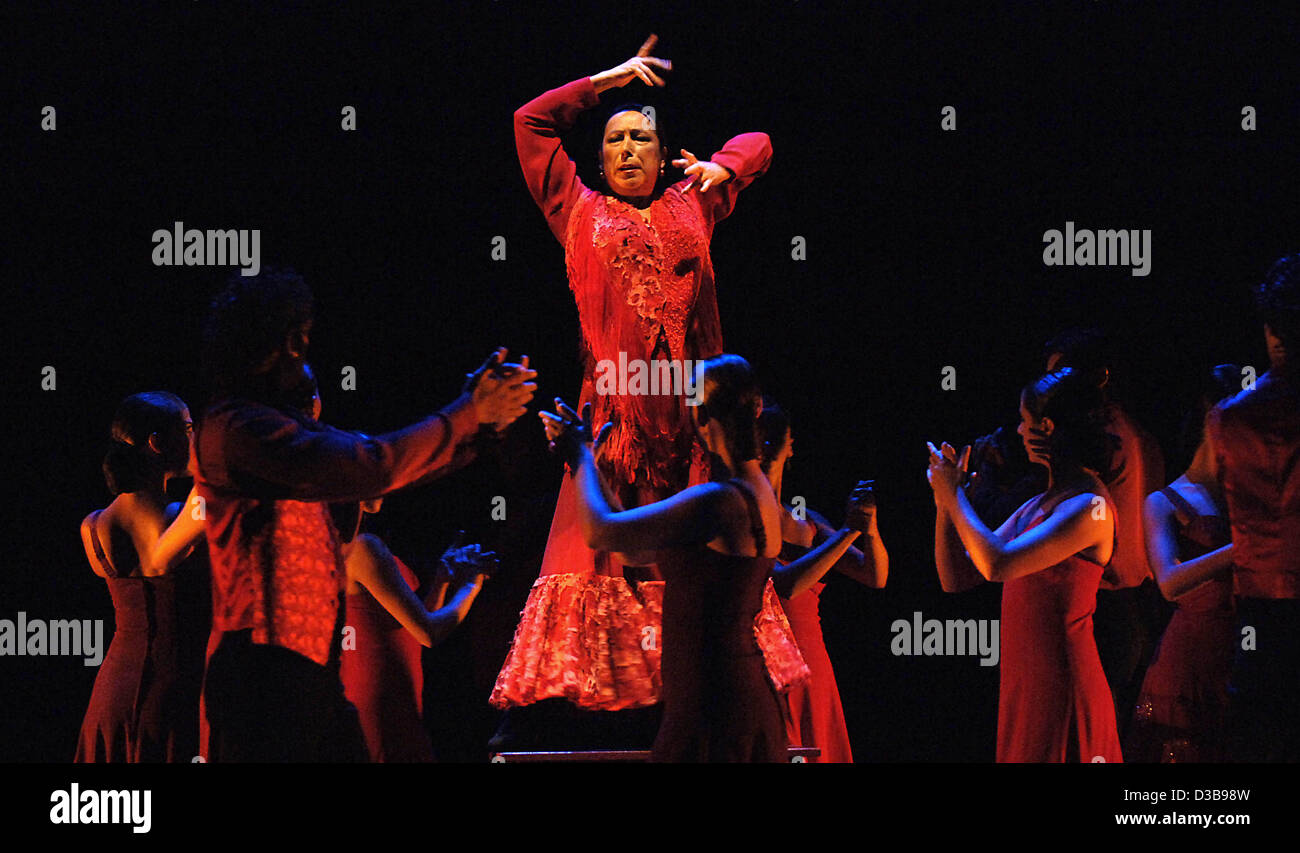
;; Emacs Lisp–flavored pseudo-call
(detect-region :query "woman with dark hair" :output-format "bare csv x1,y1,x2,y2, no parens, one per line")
1043,328,1166,740
1127,365,1240,762
931,367,1123,762
543,355,872,762
76,392,206,762
757,398,888,762
492,34,774,725
333,498,494,762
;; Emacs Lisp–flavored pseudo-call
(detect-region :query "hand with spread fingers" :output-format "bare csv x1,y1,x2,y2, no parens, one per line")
673,148,733,193
590,34,673,93
438,531,500,584
540,398,613,470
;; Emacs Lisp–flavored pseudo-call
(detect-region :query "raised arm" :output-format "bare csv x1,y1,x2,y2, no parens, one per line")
935,494,1037,592
805,505,888,588
937,460,1111,585
208,350,535,503
143,486,206,577
515,37,673,241
573,446,722,553
772,525,862,599
676,133,773,229
347,534,484,648
514,77,598,242
1144,490,1235,600
542,398,721,553
773,481,874,597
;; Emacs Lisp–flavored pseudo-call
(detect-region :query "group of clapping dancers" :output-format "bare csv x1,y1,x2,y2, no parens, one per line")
73,35,1300,762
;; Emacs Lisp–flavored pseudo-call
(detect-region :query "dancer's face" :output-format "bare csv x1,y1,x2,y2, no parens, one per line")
1265,324,1288,370
272,323,313,397
1017,394,1053,468
602,111,662,199
773,427,793,471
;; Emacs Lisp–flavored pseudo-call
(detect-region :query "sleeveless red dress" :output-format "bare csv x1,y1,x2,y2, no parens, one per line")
652,480,788,762
76,510,205,762
340,554,433,762
997,503,1123,763
491,77,806,711
1127,487,1234,762
779,577,854,763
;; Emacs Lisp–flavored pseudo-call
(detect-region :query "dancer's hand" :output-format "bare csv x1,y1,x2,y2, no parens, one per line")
844,480,877,533
927,441,971,504
1023,425,1052,464
439,532,498,582
674,149,732,192
591,34,672,93
540,399,613,468
467,348,538,429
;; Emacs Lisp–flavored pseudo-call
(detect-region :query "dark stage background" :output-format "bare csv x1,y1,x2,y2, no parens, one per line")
6,1,1297,763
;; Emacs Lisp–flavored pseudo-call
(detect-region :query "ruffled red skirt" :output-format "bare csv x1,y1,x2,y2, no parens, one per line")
491,573,808,710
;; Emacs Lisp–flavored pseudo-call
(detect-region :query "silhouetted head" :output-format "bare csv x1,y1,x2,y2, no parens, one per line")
1174,363,1243,475
692,355,762,467
1042,328,1115,392
1257,253,1300,371
1019,367,1115,477
757,396,792,476
202,267,314,405
102,392,193,494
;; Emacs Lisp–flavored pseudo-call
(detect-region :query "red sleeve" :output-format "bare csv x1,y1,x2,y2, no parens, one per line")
514,77,599,242
688,132,772,230
213,394,481,503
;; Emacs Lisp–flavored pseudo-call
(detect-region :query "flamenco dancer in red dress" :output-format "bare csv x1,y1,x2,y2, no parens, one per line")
540,356,874,761
758,399,890,762
76,392,208,762
491,36,805,746
1127,365,1240,762
932,367,1123,763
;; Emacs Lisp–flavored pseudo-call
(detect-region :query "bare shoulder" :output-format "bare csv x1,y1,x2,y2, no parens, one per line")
80,508,109,578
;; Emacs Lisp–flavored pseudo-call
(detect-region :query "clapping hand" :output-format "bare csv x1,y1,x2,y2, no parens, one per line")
844,480,877,533
540,399,613,469
439,531,498,584
927,441,973,505
465,347,538,431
